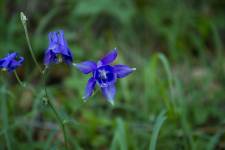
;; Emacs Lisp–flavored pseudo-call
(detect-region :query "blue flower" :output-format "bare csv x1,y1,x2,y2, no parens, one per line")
0,52,24,72
75,48,136,104
44,30,73,66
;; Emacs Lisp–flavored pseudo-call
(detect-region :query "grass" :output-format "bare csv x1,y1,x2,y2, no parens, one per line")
1,82,12,150
149,110,167,150
0,0,225,149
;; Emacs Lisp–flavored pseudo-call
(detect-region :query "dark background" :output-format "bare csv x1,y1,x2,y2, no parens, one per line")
0,0,225,149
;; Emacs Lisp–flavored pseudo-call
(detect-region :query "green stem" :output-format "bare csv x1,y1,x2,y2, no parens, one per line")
20,12,68,149
14,71,26,87
43,70,69,149
20,12,42,73
47,96,68,149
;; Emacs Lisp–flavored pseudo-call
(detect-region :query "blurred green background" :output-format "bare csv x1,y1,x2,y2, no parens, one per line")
0,0,225,149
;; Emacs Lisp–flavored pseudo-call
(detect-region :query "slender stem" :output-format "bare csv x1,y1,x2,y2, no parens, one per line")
20,12,42,73
14,71,26,87
42,70,69,149
20,12,68,149
47,96,68,149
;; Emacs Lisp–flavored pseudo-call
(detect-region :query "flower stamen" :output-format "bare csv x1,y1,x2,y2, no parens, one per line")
99,69,108,80
57,54,63,63
1,68,7,72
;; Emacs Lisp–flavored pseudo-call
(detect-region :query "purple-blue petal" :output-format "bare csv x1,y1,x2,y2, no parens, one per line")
0,59,4,66
101,84,116,105
0,53,18,68
44,50,57,65
0,52,24,72
7,52,17,59
11,57,24,68
45,30,73,65
83,77,96,100
98,48,118,66
75,61,97,74
62,53,73,65
58,30,68,47
48,31,58,45
113,64,136,78
8,56,24,72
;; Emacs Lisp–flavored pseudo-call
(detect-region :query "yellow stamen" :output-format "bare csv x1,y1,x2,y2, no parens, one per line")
1,68,7,72
57,54,63,63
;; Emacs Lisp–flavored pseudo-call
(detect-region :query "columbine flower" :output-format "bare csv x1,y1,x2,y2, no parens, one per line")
0,52,24,72
74,48,136,105
44,30,73,66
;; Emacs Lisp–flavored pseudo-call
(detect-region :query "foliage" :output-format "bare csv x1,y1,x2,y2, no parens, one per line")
0,0,225,149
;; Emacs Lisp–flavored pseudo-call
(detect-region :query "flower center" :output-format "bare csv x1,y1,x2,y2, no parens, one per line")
99,69,108,80
94,65,116,87
57,54,63,63
1,68,7,72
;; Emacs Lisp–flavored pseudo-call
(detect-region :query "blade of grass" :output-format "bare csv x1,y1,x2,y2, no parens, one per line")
207,129,224,150
1,84,12,150
44,130,57,150
157,53,175,108
173,74,195,149
149,110,167,150
110,118,127,150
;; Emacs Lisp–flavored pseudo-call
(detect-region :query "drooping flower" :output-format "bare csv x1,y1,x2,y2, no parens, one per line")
74,48,136,104
0,52,24,72
44,30,73,66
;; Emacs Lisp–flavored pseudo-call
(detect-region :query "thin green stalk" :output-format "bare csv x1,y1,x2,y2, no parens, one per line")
1,79,12,150
157,53,177,117
47,96,68,149
14,71,26,87
20,12,42,73
20,12,68,148
149,110,167,150
43,70,69,150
